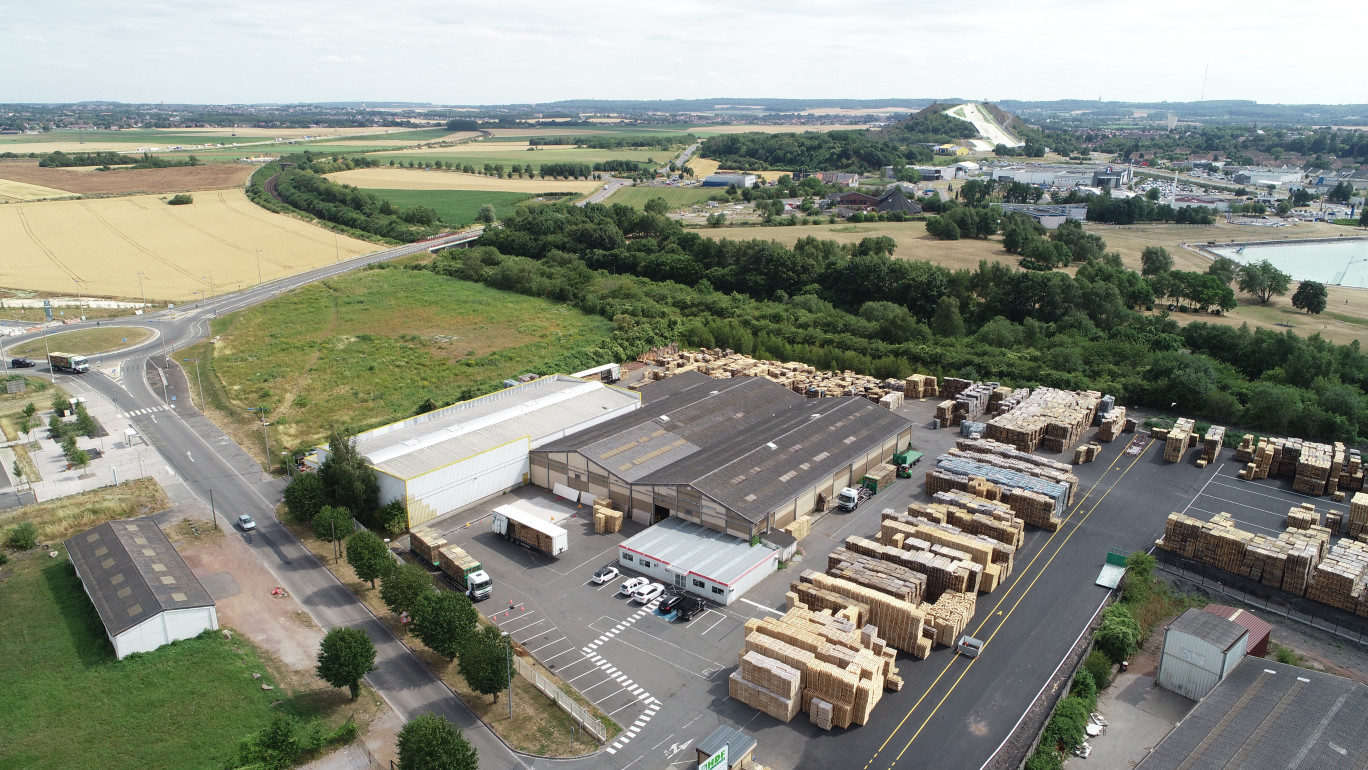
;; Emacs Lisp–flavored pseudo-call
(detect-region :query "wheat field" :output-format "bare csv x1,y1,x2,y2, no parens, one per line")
0,189,374,300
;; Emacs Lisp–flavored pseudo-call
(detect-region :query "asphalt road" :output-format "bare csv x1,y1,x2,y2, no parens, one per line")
1,231,531,769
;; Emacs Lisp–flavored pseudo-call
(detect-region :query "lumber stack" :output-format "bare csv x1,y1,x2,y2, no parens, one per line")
1235,434,1257,463
879,391,903,410
896,506,1017,572
1305,539,1368,613
925,491,1025,549
940,378,974,399
985,387,1102,453
1230,436,1362,495
1287,504,1317,531
639,347,940,404
927,456,1067,531
1201,426,1226,464
924,591,977,647
952,437,1080,506
409,527,446,564
844,535,978,603
864,463,897,491
592,498,624,534
827,547,928,605
1157,512,1332,599
903,374,939,399
1098,407,1127,442
1073,443,1102,465
1349,493,1368,539
1164,418,1196,463
784,515,813,541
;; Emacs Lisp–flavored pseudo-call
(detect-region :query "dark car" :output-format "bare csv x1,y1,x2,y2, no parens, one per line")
9,357,35,369
673,595,706,621
656,593,688,616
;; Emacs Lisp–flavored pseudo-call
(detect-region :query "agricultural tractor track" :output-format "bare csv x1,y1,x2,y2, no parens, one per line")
14,205,82,285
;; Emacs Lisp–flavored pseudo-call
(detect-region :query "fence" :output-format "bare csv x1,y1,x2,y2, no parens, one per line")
512,655,608,743
1155,549,1368,647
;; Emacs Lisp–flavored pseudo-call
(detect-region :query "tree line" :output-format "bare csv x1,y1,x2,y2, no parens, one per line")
528,133,691,150
449,202,1368,442
699,130,931,172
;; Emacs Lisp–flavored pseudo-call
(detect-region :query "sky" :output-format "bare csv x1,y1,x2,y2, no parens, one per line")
3,0,1365,106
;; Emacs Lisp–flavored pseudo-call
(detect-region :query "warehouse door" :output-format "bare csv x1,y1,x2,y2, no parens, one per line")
654,505,670,524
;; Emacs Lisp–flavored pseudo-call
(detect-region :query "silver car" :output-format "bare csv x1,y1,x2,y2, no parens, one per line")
237,514,256,531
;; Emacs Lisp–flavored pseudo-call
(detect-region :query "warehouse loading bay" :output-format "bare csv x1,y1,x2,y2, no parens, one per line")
417,397,1319,770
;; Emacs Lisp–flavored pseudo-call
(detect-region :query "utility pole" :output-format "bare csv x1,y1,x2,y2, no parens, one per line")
42,325,54,383
182,358,205,409
210,488,219,530
255,249,263,286
137,270,148,311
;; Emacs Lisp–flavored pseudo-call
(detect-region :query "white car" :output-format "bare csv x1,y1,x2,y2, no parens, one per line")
618,577,648,596
591,566,620,585
237,514,256,531
631,582,665,604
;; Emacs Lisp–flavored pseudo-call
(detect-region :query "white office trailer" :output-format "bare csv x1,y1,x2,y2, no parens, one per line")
65,517,219,660
310,375,640,529
617,516,779,605
1156,608,1249,701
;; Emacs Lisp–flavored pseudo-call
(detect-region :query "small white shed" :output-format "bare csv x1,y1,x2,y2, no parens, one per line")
1156,607,1248,701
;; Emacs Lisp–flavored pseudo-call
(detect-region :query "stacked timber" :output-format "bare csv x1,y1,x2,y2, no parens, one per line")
935,400,956,426
784,515,813,541
1164,418,1196,463
880,512,1013,592
638,347,939,403
984,387,1102,453
437,544,481,582
827,547,928,605
1294,442,1333,496
950,437,1080,506
924,591,977,647
592,498,624,534
1201,426,1226,464
927,456,1067,531
1158,512,1330,598
844,535,978,604
940,378,974,399
795,572,926,662
730,651,802,722
409,527,446,564
922,492,1026,549
1287,504,1318,531
1235,434,1257,463
863,463,897,491
1350,493,1368,539
1306,539,1368,613
1073,443,1102,464
903,374,940,399
1097,407,1127,442
879,392,904,410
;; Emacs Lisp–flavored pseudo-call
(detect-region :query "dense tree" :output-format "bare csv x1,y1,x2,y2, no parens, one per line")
1207,256,1241,286
313,505,354,543
1093,605,1142,662
396,713,478,770
316,627,376,699
319,430,379,516
1236,259,1292,304
346,530,395,588
380,563,433,615
283,472,328,523
1140,246,1173,277
458,625,510,702
643,197,669,216
1291,281,1329,314
476,204,496,224
930,296,965,337
411,590,479,659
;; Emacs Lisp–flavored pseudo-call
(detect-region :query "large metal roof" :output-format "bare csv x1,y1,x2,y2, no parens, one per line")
1140,659,1368,770
349,375,640,480
618,516,775,587
64,517,214,637
1167,607,1248,652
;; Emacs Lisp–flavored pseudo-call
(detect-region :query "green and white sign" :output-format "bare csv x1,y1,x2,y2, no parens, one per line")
700,744,728,770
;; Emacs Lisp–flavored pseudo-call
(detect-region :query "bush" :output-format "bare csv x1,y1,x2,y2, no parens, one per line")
1070,669,1098,708
5,522,38,550
1025,748,1063,770
1041,695,1090,753
1083,650,1113,690
312,505,354,542
1094,604,1143,662
0,551,9,567
168,194,194,205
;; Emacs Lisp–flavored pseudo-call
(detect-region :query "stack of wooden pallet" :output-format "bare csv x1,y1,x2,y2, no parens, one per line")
984,387,1103,453
1155,512,1207,559
926,464,1065,532
784,514,813,541
409,527,446,565
934,400,956,425
1098,407,1128,442
1164,418,1196,462
940,378,974,399
879,391,903,410
864,463,897,491
1294,443,1334,496
1350,493,1368,538
881,511,1013,591
930,491,1024,545
826,547,928,605
592,498,624,534
1158,511,1331,597
951,437,1080,506
1235,434,1257,463
1200,426,1226,466
1073,443,1102,464
1287,504,1318,531
989,388,1032,417
796,571,927,660
903,374,939,399
1305,539,1368,612
731,651,803,722
437,544,481,580
923,591,977,647
843,535,978,604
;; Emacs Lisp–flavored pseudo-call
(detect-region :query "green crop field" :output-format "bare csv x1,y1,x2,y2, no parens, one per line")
0,555,285,769
361,188,533,226
370,146,676,171
199,268,615,451
608,186,718,210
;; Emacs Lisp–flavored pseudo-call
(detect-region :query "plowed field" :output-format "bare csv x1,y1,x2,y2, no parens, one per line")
0,162,253,195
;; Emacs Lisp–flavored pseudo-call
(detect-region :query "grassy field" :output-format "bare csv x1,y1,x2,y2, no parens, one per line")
369,143,673,171
0,188,374,300
0,478,169,544
361,189,532,226
0,552,284,770
196,268,615,456
609,186,718,210
9,326,155,358
328,167,602,194
697,220,1004,271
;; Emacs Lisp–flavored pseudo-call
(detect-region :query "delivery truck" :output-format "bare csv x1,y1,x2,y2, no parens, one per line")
437,544,492,601
48,352,89,374
492,504,569,556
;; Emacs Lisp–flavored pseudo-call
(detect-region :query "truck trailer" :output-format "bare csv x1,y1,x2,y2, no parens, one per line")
48,352,89,374
436,544,492,601
492,504,569,556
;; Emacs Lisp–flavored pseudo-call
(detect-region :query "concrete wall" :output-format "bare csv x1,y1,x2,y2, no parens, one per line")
113,606,219,660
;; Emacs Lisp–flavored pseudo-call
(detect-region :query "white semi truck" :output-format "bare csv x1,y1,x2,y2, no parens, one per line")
491,504,569,556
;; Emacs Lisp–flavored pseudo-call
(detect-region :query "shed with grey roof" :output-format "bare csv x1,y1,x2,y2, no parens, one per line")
532,372,913,540
1156,607,1249,701
696,724,757,768
310,375,641,528
64,517,218,660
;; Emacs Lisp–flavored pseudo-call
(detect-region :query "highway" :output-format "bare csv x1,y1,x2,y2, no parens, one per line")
1,228,533,770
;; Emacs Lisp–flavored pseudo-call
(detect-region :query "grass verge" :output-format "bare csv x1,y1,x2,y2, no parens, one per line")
282,514,621,755
0,478,169,543
7,326,155,358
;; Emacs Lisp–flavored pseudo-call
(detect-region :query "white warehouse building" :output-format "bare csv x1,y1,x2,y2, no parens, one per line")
312,375,641,529
65,518,219,660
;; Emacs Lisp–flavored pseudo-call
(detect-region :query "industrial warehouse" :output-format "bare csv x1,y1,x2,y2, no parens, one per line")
531,371,914,539
310,375,641,528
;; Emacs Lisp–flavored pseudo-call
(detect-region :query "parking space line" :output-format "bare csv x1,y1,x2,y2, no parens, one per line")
581,677,618,694
686,609,714,628
501,617,545,635
739,597,783,614
608,701,638,717
542,647,578,664
1195,493,1284,516
528,636,567,654
567,669,599,684
1208,479,1350,509
701,614,727,635
1188,507,1285,533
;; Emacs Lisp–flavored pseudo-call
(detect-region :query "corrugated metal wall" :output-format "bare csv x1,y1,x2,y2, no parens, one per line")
1157,628,1229,701
405,439,530,528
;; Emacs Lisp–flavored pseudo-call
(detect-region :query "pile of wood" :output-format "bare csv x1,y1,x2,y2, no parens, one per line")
984,387,1102,453
843,535,979,606
731,604,901,728
1164,418,1197,463
925,491,1025,548
951,437,1080,506
639,347,929,404
863,463,897,492
1350,493,1368,539
409,527,447,565
827,547,928,605
437,543,481,579
1098,407,1127,443
1157,512,1329,599
1305,539,1368,614
903,374,939,399
927,455,1068,531
1235,434,1257,463
1286,503,1318,531
879,391,903,410
940,378,975,399
880,510,1015,593
1200,426,1226,465
1073,443,1102,465
932,382,996,428
989,387,1031,416
795,571,927,661
1234,436,1364,496
923,591,977,647
784,514,813,541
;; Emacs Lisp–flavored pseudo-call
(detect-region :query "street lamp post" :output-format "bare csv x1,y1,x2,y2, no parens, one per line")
42,325,54,383
248,406,270,477
255,249,263,286
182,358,205,409
202,275,217,318
74,279,84,320
137,271,148,311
